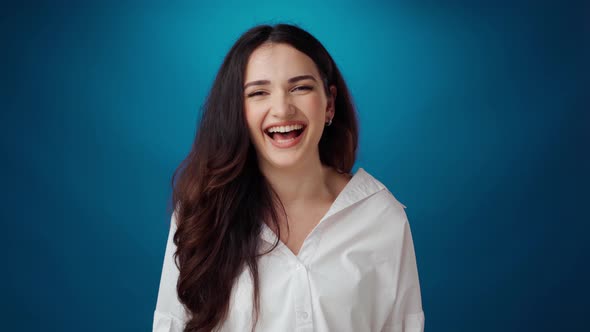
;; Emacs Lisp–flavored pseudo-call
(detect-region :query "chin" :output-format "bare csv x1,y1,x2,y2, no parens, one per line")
255,136,319,171
263,156,304,170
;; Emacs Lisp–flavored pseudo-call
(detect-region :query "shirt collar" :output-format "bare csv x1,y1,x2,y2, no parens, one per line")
259,167,386,244
323,167,385,219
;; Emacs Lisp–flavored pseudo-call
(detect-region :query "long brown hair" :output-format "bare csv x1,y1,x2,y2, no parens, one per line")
169,23,359,332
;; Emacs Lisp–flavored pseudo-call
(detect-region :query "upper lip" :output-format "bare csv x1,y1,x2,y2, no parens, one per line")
263,121,307,133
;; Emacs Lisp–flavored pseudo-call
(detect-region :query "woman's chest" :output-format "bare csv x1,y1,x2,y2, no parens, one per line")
222,236,398,331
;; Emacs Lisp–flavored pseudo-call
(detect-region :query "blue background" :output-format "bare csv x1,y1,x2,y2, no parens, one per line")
2,0,588,331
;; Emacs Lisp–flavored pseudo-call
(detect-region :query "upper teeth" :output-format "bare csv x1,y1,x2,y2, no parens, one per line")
267,124,304,133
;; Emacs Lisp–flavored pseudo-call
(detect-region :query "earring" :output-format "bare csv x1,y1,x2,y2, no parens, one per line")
325,118,332,127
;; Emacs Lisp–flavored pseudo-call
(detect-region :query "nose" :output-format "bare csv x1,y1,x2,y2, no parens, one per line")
269,91,296,118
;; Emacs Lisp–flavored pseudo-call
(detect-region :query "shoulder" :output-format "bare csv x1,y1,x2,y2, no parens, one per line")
356,168,408,225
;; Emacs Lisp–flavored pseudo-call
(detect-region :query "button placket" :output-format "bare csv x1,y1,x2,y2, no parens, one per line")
294,245,315,331
293,258,313,330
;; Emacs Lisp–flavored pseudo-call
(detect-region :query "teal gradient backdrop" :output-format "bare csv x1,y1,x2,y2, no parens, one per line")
3,1,588,331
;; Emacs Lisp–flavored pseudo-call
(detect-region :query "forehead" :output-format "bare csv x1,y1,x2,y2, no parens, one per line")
245,43,320,81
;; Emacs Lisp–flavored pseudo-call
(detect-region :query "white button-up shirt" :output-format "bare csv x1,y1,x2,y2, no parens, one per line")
153,168,425,331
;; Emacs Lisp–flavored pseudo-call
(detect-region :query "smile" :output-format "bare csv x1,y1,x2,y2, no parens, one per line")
264,123,306,148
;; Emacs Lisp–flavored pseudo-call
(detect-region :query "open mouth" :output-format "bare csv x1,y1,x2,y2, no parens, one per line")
265,125,306,143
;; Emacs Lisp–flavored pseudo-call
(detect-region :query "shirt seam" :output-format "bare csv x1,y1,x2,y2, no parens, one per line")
382,310,425,328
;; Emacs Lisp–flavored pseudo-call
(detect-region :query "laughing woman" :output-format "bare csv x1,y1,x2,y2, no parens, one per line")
153,23,425,332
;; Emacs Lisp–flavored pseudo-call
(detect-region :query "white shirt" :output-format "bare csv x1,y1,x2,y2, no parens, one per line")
153,168,425,331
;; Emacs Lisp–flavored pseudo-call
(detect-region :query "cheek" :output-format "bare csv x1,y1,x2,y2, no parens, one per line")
244,106,263,137
298,94,326,116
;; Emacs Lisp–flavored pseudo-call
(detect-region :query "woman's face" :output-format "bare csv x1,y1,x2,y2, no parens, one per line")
243,43,335,172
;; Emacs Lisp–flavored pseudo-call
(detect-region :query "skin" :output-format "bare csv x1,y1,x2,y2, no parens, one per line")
243,42,351,255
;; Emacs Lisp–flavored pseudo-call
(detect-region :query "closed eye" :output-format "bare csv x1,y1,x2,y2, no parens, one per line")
247,91,267,98
292,85,313,92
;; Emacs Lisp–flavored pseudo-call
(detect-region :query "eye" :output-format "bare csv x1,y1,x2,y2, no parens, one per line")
247,91,267,98
292,85,313,93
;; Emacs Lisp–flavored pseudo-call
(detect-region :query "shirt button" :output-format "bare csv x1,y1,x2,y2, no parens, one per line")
299,311,309,319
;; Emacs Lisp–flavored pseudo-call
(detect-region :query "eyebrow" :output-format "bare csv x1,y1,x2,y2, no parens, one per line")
243,75,317,90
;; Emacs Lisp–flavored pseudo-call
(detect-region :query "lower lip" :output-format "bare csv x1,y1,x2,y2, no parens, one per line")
266,128,305,149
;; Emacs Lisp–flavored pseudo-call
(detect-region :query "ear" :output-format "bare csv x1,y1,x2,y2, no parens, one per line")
326,85,337,119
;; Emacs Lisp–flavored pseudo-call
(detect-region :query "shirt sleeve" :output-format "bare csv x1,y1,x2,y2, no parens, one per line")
153,211,189,332
382,209,425,332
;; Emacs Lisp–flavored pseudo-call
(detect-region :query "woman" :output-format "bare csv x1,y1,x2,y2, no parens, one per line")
153,23,425,332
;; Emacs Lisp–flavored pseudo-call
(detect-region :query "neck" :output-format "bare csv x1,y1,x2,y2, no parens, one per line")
259,157,334,207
